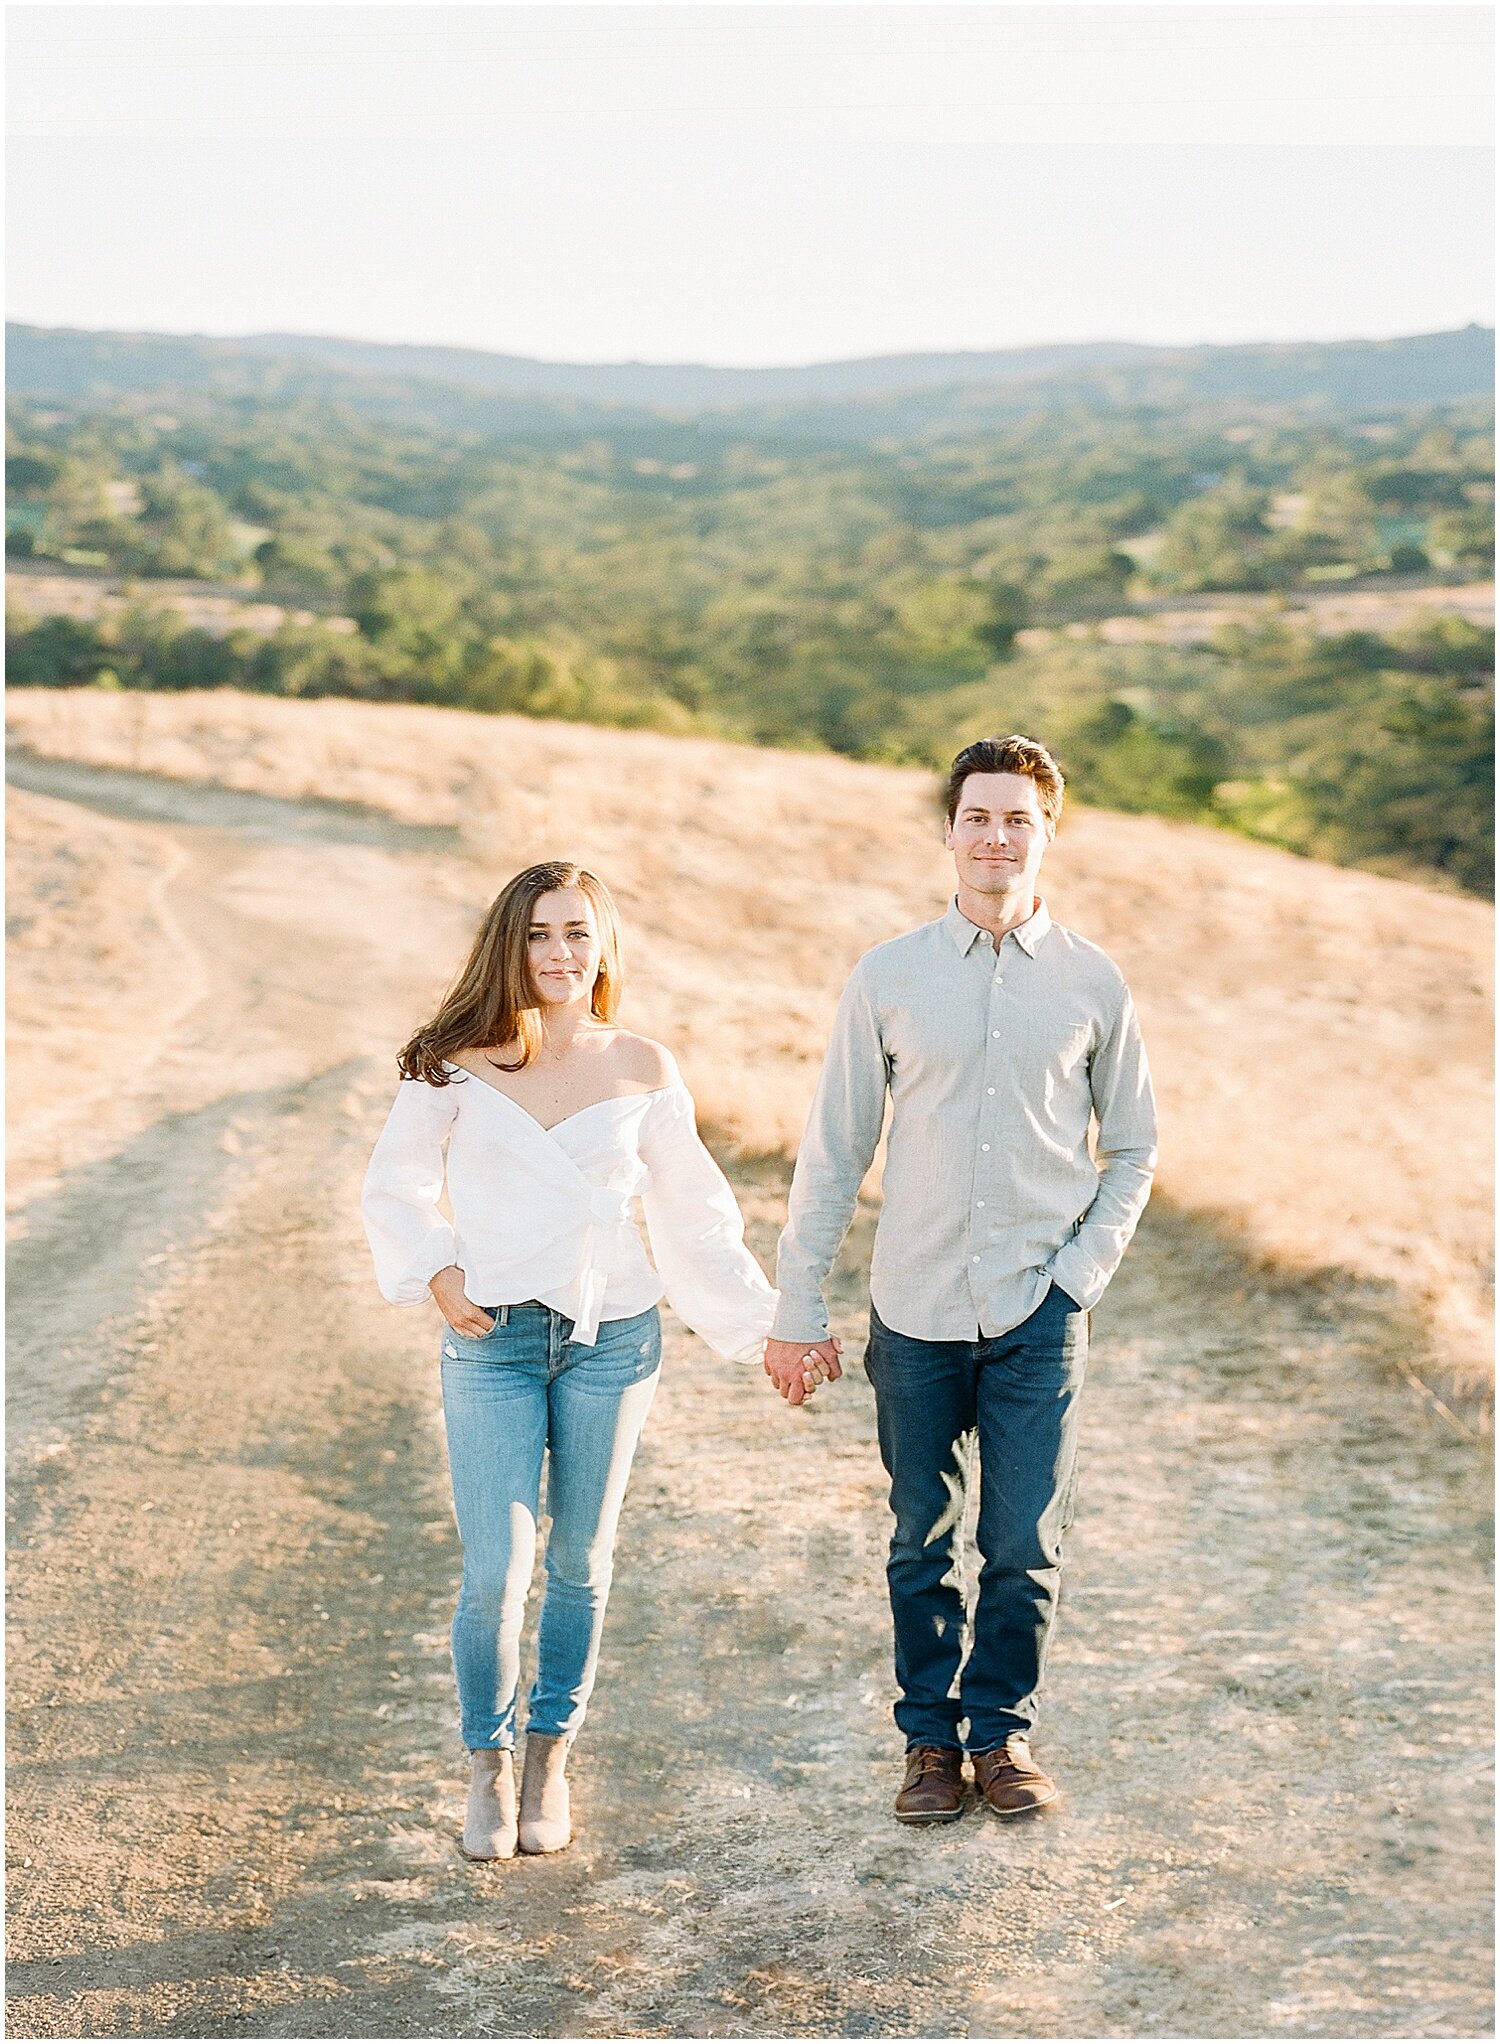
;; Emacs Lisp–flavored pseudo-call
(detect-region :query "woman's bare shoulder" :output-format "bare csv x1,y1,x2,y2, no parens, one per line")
608,1031,680,1090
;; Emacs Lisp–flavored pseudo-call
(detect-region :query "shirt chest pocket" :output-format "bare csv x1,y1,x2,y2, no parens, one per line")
1054,1018,1095,1074
1009,1012,1096,1097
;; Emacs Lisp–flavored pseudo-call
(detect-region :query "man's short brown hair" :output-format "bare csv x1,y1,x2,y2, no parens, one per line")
945,735,1065,828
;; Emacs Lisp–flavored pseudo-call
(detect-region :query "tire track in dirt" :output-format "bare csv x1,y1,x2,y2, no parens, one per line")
5,749,459,855
8,1085,280,1458
6,762,1493,2038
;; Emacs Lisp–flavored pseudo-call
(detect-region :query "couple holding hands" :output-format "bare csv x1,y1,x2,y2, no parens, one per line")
361,734,1157,1861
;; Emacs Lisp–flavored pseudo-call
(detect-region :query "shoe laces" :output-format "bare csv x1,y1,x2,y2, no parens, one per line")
982,1737,1033,1775
907,1746,958,1778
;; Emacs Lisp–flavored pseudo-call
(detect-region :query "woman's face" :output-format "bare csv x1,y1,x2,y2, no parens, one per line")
526,887,603,1007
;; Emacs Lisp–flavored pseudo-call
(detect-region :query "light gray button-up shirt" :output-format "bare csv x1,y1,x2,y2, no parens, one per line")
773,896,1158,1343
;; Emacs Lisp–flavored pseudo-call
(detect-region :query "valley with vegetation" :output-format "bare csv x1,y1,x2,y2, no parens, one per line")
7,321,1494,894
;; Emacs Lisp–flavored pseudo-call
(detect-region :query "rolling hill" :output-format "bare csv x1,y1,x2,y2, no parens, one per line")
7,321,1494,440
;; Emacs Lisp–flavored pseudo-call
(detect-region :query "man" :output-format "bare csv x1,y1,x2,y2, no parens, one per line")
763,735,1157,1823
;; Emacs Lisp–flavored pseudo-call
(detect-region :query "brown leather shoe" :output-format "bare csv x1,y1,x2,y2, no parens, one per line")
972,1734,1058,1817
894,1744,967,1824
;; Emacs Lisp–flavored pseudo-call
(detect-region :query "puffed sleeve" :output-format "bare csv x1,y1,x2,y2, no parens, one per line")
638,1082,778,1363
361,1078,461,1305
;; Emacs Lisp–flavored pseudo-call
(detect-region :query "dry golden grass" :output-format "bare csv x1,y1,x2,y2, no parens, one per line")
6,567,353,639
7,687,1492,1394
1017,578,1495,651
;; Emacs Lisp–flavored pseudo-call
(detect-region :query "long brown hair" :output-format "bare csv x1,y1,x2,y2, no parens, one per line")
397,861,624,1084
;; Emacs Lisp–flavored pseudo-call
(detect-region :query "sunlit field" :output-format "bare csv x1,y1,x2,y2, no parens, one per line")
8,685,1492,1402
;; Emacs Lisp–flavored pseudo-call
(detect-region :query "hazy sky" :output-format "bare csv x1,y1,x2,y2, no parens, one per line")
7,3,1494,365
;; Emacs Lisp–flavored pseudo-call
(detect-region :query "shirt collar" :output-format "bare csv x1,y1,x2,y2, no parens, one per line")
943,895,1053,957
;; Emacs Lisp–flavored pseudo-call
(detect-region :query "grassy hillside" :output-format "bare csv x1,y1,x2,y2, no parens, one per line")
7,686,1491,1402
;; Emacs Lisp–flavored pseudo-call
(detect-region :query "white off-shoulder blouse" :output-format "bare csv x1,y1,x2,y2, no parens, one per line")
360,1059,778,1362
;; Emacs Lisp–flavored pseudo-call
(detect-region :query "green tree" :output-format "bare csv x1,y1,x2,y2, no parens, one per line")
135,465,238,577
1055,697,1229,818
6,611,110,687
975,581,1029,657
348,567,469,695
1154,480,1283,591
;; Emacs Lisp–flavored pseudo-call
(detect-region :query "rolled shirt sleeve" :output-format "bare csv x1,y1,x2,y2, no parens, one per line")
639,1086,779,1362
772,964,889,1344
361,1078,461,1305
1044,985,1158,1312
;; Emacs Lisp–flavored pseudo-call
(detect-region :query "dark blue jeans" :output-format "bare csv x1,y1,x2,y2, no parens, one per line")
864,1284,1088,1754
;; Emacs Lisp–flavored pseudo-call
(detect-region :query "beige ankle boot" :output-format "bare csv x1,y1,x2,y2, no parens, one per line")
462,1747,518,1861
518,1733,572,1854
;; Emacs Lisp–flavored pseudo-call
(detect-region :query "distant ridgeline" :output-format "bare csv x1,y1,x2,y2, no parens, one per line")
6,321,1495,894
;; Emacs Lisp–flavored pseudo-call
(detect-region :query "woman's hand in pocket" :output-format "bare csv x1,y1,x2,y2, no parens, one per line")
428,1266,497,1336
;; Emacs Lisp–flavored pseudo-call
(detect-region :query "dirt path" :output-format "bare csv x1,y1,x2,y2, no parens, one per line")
6,760,1493,2038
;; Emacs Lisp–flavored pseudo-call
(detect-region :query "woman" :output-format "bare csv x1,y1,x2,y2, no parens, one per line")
361,861,778,1862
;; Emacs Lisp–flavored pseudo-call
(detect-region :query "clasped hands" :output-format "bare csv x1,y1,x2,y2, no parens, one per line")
762,1334,843,1406
431,1261,844,1407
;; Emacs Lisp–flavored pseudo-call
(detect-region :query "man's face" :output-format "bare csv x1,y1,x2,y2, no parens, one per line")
944,771,1054,903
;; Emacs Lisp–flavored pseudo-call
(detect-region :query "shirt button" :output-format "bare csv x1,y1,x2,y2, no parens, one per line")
972,1255,981,1264
981,1143,990,1152
986,1086,996,1095
976,1199,985,1208
991,1029,1002,1038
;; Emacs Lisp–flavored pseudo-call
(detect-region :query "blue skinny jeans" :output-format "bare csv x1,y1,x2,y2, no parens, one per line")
439,1301,661,1751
